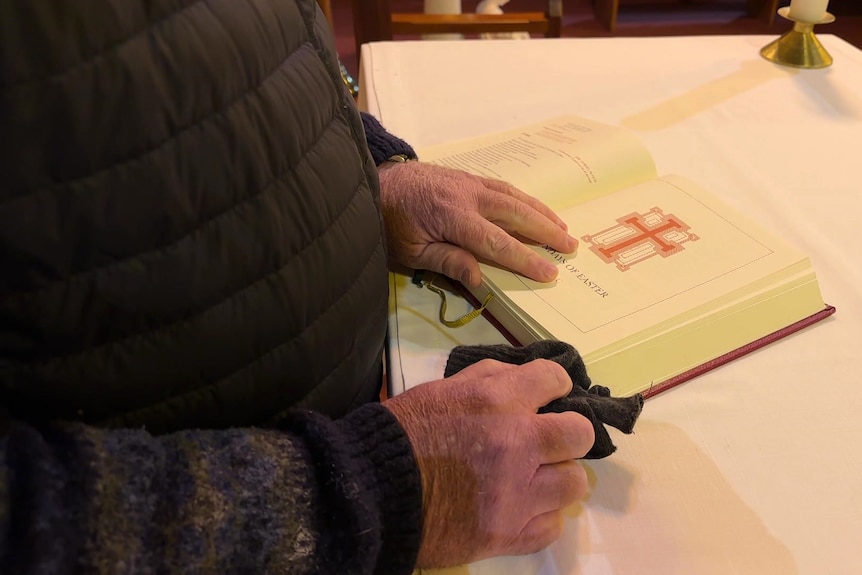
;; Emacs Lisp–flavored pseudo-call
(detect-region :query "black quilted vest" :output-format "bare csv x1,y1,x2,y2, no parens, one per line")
0,0,388,433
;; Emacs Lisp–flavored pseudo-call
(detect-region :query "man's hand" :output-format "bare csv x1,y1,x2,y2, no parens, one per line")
384,359,595,568
377,162,578,288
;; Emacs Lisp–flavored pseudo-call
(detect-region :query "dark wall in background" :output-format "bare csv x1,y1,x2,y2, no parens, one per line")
330,0,862,79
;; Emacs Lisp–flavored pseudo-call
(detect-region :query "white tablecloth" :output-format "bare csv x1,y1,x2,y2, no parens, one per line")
360,35,862,575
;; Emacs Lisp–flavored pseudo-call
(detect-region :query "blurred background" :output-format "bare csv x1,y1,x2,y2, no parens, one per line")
329,0,862,80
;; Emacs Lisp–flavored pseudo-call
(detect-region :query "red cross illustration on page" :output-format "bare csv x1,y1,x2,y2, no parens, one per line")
581,208,698,271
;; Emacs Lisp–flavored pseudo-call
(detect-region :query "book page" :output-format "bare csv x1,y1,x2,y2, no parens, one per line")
417,116,658,211
482,175,811,354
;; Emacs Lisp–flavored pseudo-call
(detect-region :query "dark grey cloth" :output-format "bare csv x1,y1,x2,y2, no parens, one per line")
445,340,644,459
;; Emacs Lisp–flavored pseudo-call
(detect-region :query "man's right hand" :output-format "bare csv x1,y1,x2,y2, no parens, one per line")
384,358,595,568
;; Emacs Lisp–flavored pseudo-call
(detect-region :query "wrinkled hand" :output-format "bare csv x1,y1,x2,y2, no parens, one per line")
384,359,595,568
378,162,578,287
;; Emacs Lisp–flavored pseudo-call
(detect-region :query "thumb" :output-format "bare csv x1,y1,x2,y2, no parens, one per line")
502,360,574,412
420,243,482,287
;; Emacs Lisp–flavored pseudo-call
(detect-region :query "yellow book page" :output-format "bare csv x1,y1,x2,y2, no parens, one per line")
417,115,657,211
481,175,811,354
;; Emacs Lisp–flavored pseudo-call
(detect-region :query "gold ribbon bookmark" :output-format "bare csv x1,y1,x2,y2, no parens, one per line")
412,271,495,328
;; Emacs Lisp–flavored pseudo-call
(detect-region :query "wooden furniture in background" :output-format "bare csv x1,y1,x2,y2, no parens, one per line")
595,0,781,31
749,0,781,25
351,0,563,57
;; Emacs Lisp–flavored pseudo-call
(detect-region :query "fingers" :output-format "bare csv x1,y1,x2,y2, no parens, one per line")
480,177,569,233
448,358,573,408
397,172,578,286
448,357,510,380
509,510,565,556
506,461,588,557
532,411,596,463
529,460,590,515
448,214,561,285
456,361,596,460
503,359,573,411
476,184,578,256
415,242,482,287
412,227,556,288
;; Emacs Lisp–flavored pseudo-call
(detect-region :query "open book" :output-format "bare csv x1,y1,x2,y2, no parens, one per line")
418,116,834,398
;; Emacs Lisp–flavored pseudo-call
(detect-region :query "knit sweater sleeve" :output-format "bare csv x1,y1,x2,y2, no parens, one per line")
360,112,418,165
0,403,423,575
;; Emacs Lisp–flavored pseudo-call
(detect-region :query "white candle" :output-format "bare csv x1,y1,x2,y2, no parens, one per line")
424,0,462,15
423,0,463,40
788,0,829,23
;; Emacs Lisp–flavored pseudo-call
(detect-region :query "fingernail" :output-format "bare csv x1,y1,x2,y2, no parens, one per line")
543,263,558,279
567,235,579,252
461,270,472,286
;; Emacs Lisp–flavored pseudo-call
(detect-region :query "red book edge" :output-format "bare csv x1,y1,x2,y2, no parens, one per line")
457,283,836,400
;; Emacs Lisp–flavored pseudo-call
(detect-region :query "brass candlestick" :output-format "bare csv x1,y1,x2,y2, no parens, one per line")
760,6,835,69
